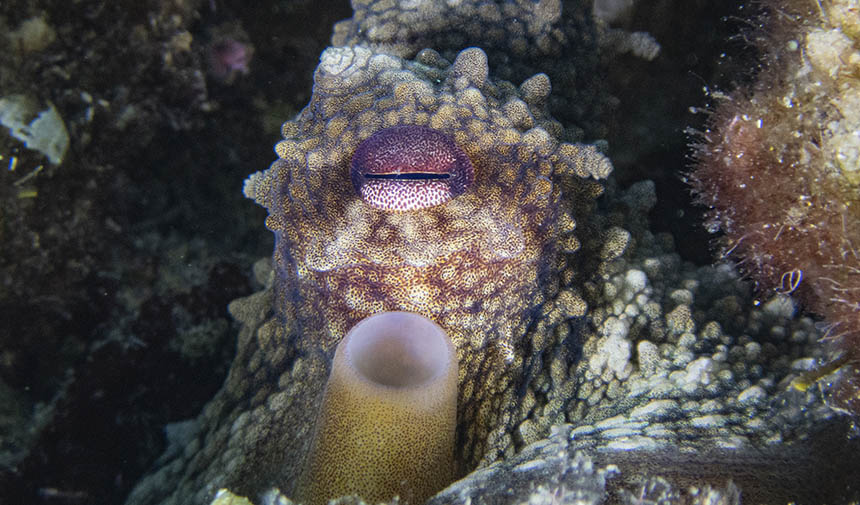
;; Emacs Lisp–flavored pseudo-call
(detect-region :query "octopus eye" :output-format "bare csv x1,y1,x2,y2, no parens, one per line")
350,125,475,211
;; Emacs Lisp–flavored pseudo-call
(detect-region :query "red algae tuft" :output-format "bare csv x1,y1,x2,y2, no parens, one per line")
690,0,860,416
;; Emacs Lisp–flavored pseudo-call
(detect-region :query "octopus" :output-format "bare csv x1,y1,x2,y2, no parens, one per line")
125,6,859,505
126,43,614,505
247,43,612,483
331,0,608,139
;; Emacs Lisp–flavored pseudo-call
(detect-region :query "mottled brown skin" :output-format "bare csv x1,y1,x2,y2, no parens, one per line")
242,46,610,481
125,45,608,505
331,0,608,139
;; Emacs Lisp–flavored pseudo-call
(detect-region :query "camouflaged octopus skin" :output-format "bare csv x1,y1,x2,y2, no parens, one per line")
124,47,857,505
246,44,611,475
124,45,611,505
247,45,610,361
332,0,608,139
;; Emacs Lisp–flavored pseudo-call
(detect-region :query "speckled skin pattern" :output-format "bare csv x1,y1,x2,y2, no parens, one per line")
350,125,475,211
245,44,611,473
331,0,608,139
125,45,612,505
247,44,609,357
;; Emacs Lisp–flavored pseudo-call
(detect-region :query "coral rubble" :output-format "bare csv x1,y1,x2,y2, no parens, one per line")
0,1,334,502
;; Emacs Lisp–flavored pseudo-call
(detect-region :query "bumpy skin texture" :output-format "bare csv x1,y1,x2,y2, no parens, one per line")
125,45,611,505
248,45,608,352
246,44,610,472
331,0,609,139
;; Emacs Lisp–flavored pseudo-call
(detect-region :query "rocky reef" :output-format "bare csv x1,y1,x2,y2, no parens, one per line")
0,0,345,502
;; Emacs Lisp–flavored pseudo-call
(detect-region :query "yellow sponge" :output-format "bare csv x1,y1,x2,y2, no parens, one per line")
295,311,458,505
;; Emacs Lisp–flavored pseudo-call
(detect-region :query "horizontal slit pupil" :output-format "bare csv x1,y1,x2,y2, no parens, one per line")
365,173,451,180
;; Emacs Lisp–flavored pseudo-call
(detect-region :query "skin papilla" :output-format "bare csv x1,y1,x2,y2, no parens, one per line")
331,0,609,139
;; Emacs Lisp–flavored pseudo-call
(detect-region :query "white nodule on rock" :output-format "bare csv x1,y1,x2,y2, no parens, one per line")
590,317,631,377
737,385,767,405
0,94,69,164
